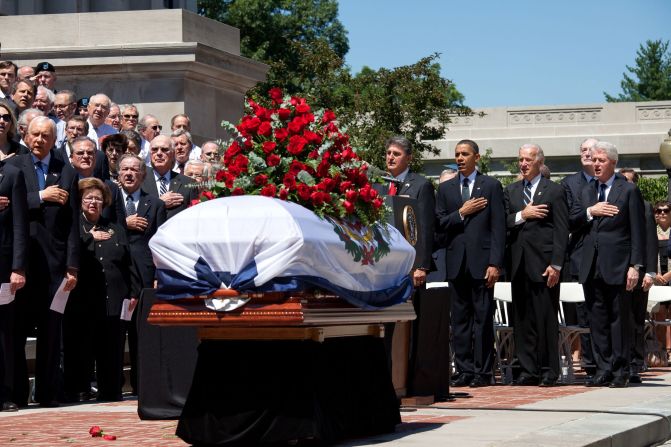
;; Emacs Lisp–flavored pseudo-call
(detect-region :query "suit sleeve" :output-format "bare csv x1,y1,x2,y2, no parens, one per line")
489,179,506,268
551,185,569,268
644,201,658,274
156,199,167,228
416,180,436,270
11,170,29,272
628,186,646,268
568,182,590,232
66,173,81,270
503,184,518,229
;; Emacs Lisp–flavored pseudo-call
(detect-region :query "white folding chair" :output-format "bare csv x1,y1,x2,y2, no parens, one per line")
493,282,514,383
558,282,590,382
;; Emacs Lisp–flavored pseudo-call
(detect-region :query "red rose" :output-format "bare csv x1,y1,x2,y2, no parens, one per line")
301,113,315,125
190,198,200,206
262,141,277,154
341,148,356,161
224,171,236,188
278,188,289,200
308,150,319,159
258,121,272,137
310,191,324,206
289,160,306,175
254,174,268,186
303,130,321,145
295,102,311,114
287,135,308,155
232,187,245,196
345,189,358,202
296,183,311,201
234,154,249,172
359,186,373,203
317,160,330,177
269,87,283,104
89,426,103,437
261,184,277,197
215,170,226,182
316,178,336,192
202,191,215,200
321,109,336,124
283,173,297,190
277,108,292,121
372,198,383,209
243,138,253,149
103,434,117,441
266,153,281,167
339,180,353,193
274,128,289,142
239,116,261,134
343,200,355,214
287,118,304,134
224,141,241,164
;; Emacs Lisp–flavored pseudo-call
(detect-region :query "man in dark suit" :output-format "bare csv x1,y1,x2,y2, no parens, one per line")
141,135,197,220
504,144,568,386
53,115,109,181
619,168,657,384
560,137,598,377
7,116,80,407
572,141,645,388
118,153,166,394
0,163,28,412
435,139,506,387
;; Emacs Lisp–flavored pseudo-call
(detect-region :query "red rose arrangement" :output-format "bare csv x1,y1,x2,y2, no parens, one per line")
197,88,385,225
89,425,116,440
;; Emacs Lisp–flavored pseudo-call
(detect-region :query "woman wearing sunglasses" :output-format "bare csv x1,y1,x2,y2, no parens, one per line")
0,99,27,162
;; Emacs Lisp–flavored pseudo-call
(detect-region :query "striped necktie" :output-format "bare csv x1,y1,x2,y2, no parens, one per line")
159,176,168,196
125,195,136,216
523,180,532,205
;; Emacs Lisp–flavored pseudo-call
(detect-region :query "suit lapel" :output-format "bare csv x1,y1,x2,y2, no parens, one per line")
136,192,152,218
45,156,63,187
533,177,548,204
471,172,484,198
607,178,623,204
144,168,159,196
170,177,180,194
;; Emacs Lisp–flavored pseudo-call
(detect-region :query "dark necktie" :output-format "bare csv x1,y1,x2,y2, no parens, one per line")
159,176,168,196
388,181,397,196
179,164,185,175
461,178,470,203
523,180,532,205
35,161,46,191
125,195,136,216
598,183,607,202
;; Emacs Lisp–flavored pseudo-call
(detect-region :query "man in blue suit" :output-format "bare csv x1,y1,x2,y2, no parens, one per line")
435,139,506,387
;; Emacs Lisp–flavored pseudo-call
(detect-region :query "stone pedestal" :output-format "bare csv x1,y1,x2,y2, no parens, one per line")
0,9,268,144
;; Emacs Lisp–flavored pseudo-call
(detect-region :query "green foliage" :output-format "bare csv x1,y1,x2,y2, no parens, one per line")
477,148,494,174
336,54,469,172
638,176,668,204
198,0,349,96
605,39,671,102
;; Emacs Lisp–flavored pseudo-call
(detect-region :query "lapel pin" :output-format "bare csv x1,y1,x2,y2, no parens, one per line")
538,191,542,196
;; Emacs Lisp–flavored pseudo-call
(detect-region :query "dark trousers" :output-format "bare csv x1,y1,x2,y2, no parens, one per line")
582,278,631,378
450,274,494,378
569,275,596,374
0,302,14,403
511,272,559,380
629,286,648,373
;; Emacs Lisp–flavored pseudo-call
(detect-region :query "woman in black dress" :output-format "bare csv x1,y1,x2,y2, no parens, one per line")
63,178,140,401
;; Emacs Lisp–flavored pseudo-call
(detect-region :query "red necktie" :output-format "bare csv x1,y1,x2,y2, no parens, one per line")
388,182,397,196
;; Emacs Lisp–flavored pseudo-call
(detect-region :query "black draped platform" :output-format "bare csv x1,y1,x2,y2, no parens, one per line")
176,337,401,446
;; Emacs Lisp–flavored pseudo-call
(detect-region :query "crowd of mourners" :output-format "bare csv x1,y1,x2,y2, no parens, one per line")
0,60,221,412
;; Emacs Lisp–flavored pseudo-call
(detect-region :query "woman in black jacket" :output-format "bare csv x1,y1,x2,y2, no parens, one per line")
63,177,140,402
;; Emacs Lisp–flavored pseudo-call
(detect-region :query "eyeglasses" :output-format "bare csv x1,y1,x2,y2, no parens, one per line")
151,125,162,131
150,147,171,153
0,114,12,122
73,151,95,157
123,114,138,119
83,197,104,204
656,208,670,214
54,103,74,110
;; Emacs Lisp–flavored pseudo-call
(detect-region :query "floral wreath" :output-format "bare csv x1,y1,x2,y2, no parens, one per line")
197,88,386,226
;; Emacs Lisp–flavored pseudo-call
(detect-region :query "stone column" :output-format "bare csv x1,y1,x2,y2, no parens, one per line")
0,9,268,144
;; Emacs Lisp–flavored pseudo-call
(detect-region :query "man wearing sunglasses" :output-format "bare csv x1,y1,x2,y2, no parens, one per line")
138,114,162,165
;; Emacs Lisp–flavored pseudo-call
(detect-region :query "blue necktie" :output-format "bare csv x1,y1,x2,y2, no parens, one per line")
523,181,532,205
598,183,607,202
461,178,470,203
35,161,46,191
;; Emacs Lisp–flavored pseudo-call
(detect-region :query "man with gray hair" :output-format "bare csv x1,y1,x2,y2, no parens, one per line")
504,143,568,386
171,129,193,175
138,114,162,164
571,141,645,388
33,86,57,124
86,93,117,147
200,141,220,163
560,137,599,378
141,134,197,219
16,108,45,148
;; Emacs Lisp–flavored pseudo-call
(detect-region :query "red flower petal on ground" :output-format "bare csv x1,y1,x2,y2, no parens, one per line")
103,434,117,440
89,426,102,437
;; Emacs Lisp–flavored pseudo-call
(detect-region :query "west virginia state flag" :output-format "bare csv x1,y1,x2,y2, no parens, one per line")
149,196,415,309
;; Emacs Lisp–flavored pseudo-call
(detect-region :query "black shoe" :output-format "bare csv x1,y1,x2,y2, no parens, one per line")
469,376,490,388
629,374,642,384
539,377,557,387
609,376,629,388
586,373,612,387
450,374,474,387
1,402,18,412
514,374,538,386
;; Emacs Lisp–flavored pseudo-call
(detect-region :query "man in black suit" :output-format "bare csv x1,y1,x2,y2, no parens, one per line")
0,163,28,412
619,168,657,384
141,135,197,220
572,141,645,388
435,139,506,387
560,137,598,376
504,144,568,386
118,153,166,394
7,116,80,407
54,115,109,181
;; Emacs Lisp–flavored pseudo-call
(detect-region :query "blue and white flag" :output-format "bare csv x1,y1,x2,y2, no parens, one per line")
149,196,416,309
